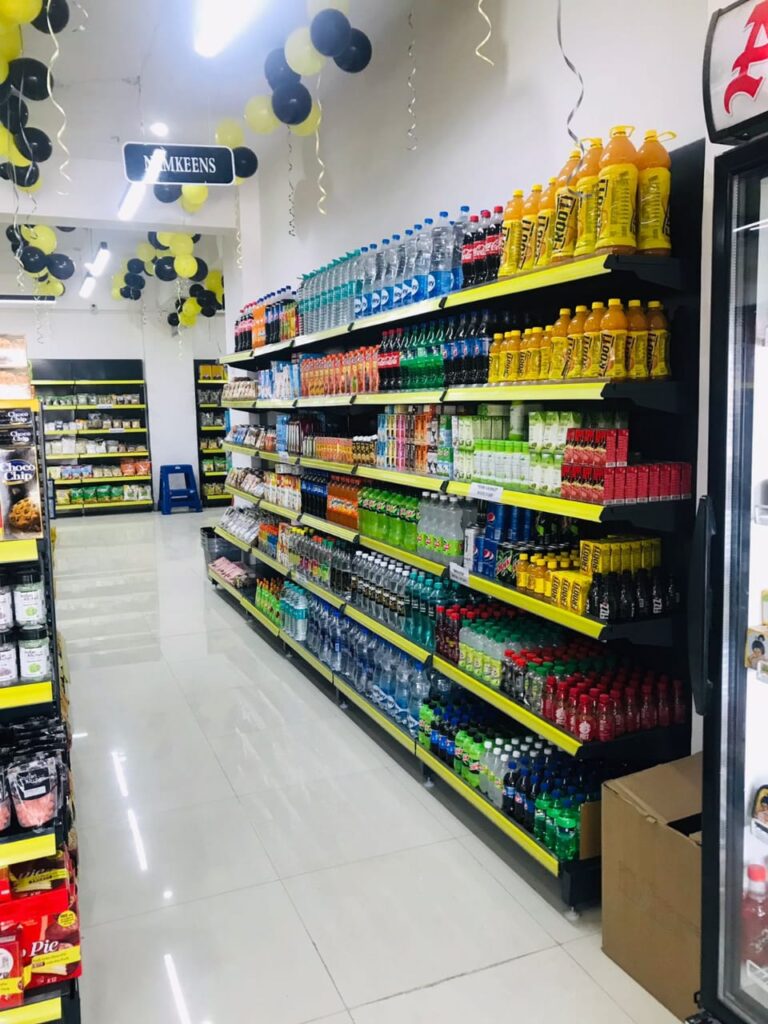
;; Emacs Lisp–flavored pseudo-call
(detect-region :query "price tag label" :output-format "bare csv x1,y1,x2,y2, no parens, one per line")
449,563,470,586
469,482,504,503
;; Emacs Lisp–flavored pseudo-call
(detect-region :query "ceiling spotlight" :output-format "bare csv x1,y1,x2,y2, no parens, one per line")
194,0,265,58
85,242,110,277
149,122,169,138
78,275,96,299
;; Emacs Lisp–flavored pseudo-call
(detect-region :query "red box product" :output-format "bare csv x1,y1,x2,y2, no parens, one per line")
0,931,22,1008
625,465,639,504
669,462,682,500
604,428,629,468
659,463,672,501
648,463,661,501
636,464,650,502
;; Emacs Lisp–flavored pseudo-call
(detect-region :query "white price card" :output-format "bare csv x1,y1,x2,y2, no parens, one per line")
469,482,504,503
449,563,470,586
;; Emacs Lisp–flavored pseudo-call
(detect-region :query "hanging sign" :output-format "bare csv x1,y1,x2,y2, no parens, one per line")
122,143,235,185
704,0,768,143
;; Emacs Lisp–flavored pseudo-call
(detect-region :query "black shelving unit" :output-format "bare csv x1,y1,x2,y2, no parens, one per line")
193,359,231,508
32,359,154,518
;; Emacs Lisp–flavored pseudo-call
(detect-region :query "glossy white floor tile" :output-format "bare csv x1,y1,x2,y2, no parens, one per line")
54,513,680,1024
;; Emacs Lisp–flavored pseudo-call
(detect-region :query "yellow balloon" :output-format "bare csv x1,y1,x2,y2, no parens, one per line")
157,231,173,248
181,184,208,206
0,57,8,83
215,118,244,149
180,196,203,215
285,26,326,77
0,23,20,60
179,311,196,327
205,269,223,287
37,277,64,296
183,297,201,316
0,0,42,23
170,233,194,256
111,286,121,300
21,224,56,253
136,242,154,262
174,254,197,278
307,0,349,15
8,140,29,167
18,178,41,193
144,260,155,276
290,100,321,136
244,95,279,135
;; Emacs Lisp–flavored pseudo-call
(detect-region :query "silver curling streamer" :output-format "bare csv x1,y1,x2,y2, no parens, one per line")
407,9,417,151
475,0,495,67
47,3,72,191
314,72,327,216
557,0,585,149
287,134,296,237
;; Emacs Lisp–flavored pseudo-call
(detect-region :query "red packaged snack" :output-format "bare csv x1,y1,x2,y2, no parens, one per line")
659,462,672,500
625,465,639,504
648,462,661,500
0,931,22,1007
119,461,136,476
12,852,80,991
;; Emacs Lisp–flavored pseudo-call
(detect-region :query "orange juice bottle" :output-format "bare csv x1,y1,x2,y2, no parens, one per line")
637,130,676,256
518,329,531,379
626,299,649,379
499,332,514,383
600,298,628,379
574,138,603,258
534,177,557,269
500,191,524,276
647,300,671,379
505,330,521,382
539,325,553,379
564,304,588,378
596,126,639,255
550,307,571,379
489,333,504,384
529,326,543,380
581,301,605,376
551,148,582,263
519,184,542,272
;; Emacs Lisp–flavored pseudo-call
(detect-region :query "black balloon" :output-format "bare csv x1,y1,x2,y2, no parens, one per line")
9,163,39,187
31,0,69,33
233,147,257,179
19,245,45,273
264,47,300,90
127,258,144,275
191,233,201,243
153,183,181,203
56,226,75,232
174,298,184,312
8,59,51,102
128,288,141,300
191,258,208,282
201,306,216,318
199,289,217,307
272,82,312,126
189,284,204,298
167,312,179,327
4,225,19,242
310,9,352,57
47,252,74,280
154,256,177,282
119,286,131,299
0,79,10,107
14,127,52,163
334,28,372,73
125,273,145,290
0,96,28,134
148,231,168,250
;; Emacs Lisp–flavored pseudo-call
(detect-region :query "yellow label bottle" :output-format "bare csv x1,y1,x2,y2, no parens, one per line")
581,301,605,377
647,300,671,379
626,300,649,379
534,177,557,269
529,326,542,380
551,149,581,263
601,298,628,380
637,130,675,256
505,330,521,382
596,126,638,255
488,333,503,384
519,184,542,271
500,190,524,275
574,138,603,258
499,332,513,383
564,305,588,378
519,329,531,380
539,326,553,379
550,308,571,379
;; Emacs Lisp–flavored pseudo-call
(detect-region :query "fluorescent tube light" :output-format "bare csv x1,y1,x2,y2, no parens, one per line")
85,243,110,277
163,954,193,1024
126,808,148,872
78,275,96,299
149,121,169,138
194,0,265,58
0,295,56,304
117,147,166,221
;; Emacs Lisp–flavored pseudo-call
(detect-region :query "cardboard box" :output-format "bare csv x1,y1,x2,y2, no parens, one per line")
602,754,702,1021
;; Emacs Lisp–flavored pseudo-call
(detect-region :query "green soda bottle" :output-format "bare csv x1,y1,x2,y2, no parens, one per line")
545,791,564,851
555,806,580,861
534,787,552,842
418,699,433,750
454,723,468,776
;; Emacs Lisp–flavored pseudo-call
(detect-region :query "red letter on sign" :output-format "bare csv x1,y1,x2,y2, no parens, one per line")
724,0,768,113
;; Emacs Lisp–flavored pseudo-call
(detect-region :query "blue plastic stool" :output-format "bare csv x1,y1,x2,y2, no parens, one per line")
159,464,202,514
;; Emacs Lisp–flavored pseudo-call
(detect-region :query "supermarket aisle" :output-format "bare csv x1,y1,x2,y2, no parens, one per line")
54,513,677,1024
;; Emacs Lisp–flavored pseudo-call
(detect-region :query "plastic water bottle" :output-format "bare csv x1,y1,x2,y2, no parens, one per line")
362,244,378,318
415,219,433,303
372,242,387,317
382,238,398,314
402,228,418,307
408,662,430,736
392,233,406,308
352,247,366,320
430,211,455,298
453,206,470,291
394,656,411,725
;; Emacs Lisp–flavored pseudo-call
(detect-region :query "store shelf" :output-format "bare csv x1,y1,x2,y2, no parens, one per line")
208,567,246,603
200,424,226,432
45,428,146,436
51,475,152,486
258,450,299,465
0,681,54,711
298,394,353,408
32,380,74,385
432,656,582,755
415,744,559,874
197,404,222,409
356,465,446,491
74,378,144,385
344,604,431,662
223,442,257,456
213,525,250,553
221,338,294,364
204,493,232,501
280,631,334,682
240,596,281,635
0,991,62,1023
355,389,444,406
56,500,153,512
0,826,57,868
224,485,261,504
359,535,446,576
252,547,289,576
73,404,145,411
299,456,353,473
45,451,150,461
222,399,258,409
0,540,38,565
300,513,358,542
197,378,227,385
292,574,346,609
334,674,416,751
203,470,228,477
259,499,298,521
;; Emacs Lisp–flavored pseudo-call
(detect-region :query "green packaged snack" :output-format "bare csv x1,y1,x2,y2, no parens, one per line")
110,486,123,502
70,487,83,504
96,485,111,503
82,486,97,504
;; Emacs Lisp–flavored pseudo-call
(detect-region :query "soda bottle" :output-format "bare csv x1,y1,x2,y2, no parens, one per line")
500,190,524,277
597,693,615,742
600,298,628,380
743,864,768,968
474,210,491,284
486,205,504,281
533,177,557,269
637,130,676,257
576,693,595,742
519,184,542,272
596,125,639,256
452,206,470,291
551,148,582,264
626,299,649,379
564,304,588,379
550,307,571,380
555,806,580,860
647,300,671,379
574,138,604,258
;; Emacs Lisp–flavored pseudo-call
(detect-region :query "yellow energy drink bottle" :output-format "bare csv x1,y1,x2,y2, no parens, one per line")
601,298,628,380
574,138,603,258
582,301,605,377
550,308,571,380
564,305,588,378
534,177,557,269
596,126,639,255
551,149,582,263
637,130,676,256
626,300,649,379
647,300,671,379
519,184,542,272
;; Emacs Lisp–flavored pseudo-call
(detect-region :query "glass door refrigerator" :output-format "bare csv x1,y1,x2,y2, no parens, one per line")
696,132,768,1024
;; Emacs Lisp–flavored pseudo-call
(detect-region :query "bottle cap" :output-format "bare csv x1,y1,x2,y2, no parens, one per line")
647,300,663,309
628,299,642,307
608,298,623,308
748,864,767,883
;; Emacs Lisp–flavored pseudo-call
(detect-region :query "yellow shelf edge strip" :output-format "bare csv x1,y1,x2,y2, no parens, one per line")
300,513,358,543
0,830,56,869
240,597,280,635
213,525,250,553
0,682,53,711
252,548,289,576
45,451,150,460
444,482,604,522
0,994,62,1024
280,631,334,681
359,536,445,577
467,573,604,638
334,675,416,751
292,574,345,608
344,604,430,662
52,477,151,485
0,540,38,565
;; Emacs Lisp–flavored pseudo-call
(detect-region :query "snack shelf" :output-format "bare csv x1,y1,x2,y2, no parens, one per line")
300,513,358,543
280,630,335,682
203,470,228,477
56,500,154,512
197,404,221,409
415,744,560,874
0,541,39,565
222,399,259,409
73,378,144,385
205,493,231,501
51,476,151,486
200,425,226,432
197,378,226,385
334,674,416,751
222,442,259,456
207,567,247,603
44,428,146,436
194,360,233,508
344,604,431,662
0,991,62,1024
45,451,150,461
0,681,54,712
259,498,300,521
0,826,58,869
257,451,299,465
213,526,250,553
74,403,145,411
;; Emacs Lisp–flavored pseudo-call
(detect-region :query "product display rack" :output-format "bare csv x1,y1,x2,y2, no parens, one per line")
193,360,231,507
215,141,704,908
32,359,153,519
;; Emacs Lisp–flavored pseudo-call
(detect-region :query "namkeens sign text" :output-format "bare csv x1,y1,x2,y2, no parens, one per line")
122,143,235,185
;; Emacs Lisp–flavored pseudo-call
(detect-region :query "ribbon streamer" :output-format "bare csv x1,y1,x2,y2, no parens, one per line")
475,0,494,67
314,75,327,217
234,187,243,269
556,0,585,149
70,0,88,31
407,9,417,151
46,4,72,191
287,135,296,237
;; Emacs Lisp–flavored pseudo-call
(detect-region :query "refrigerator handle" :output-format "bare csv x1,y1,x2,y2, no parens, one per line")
688,495,716,716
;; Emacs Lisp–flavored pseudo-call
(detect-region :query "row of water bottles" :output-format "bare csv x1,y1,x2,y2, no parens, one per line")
280,583,309,642
296,208,473,336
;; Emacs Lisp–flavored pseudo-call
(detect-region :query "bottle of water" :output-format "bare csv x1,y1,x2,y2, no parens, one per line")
362,244,378,319
415,219,433,303
430,211,455,298
394,656,411,726
408,663,430,737
372,242,387,317
353,247,367,320
393,233,406,308
384,234,400,310
453,205,470,291
379,238,393,316
402,228,418,307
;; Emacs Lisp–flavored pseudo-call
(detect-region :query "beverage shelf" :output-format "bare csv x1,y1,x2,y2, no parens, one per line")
0,681,54,712
0,540,38,565
344,604,431,662
280,631,334,682
292,574,346,609
432,655,582,756
252,547,289,576
258,450,300,465
356,465,446,491
213,525,251,554
300,513,358,543
358,535,446,576
299,456,352,473
334,674,416,752
222,338,295,364
355,389,444,406
415,744,560,875
240,595,281,636
51,475,151,486
259,499,300,522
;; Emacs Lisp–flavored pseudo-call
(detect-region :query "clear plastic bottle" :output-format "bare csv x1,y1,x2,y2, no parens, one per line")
377,239,391,316
392,233,405,308
453,205,470,290
403,226,419,307
430,211,455,297
415,219,433,303
361,245,378,319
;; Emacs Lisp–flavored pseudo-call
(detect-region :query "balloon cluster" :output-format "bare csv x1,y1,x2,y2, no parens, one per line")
244,0,372,138
111,231,211,301
0,0,69,195
5,222,73,295
166,270,225,330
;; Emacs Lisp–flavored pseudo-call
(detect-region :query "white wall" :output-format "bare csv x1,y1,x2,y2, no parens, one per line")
0,305,226,497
